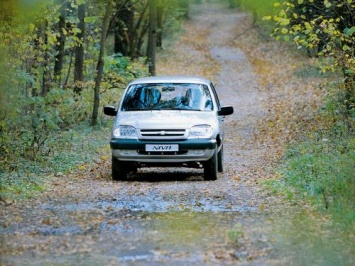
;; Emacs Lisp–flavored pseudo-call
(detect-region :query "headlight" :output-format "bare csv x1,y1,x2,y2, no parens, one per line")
189,125,213,139
113,125,137,139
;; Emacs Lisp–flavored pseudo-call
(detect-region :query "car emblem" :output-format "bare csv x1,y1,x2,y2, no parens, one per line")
160,131,166,136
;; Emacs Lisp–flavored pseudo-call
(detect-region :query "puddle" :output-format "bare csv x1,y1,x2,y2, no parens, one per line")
42,197,257,214
1,204,353,265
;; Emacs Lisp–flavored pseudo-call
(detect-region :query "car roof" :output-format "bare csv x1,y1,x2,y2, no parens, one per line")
128,76,212,86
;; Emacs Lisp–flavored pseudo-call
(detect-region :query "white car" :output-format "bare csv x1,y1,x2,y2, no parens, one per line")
104,76,233,181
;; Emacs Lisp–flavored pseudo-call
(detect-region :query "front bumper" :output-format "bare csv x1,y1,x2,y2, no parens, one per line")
110,138,217,163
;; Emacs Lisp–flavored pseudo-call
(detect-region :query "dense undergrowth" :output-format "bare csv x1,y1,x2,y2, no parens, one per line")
0,56,144,202
0,124,111,201
267,107,354,228
278,84,354,226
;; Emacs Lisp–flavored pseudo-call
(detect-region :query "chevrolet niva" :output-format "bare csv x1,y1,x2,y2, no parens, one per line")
104,76,233,181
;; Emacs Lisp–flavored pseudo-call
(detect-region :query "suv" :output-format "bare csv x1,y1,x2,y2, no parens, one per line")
104,76,233,181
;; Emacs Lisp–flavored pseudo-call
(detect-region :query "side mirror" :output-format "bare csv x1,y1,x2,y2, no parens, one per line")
218,106,234,116
104,106,117,116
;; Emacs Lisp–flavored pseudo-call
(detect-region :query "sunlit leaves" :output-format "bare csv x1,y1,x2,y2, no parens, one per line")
324,0,332,8
268,0,355,101
281,28,288,34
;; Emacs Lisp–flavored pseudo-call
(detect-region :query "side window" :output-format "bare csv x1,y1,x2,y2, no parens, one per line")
210,83,221,110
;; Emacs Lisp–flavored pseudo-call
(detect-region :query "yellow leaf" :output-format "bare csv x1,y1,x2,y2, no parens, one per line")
234,176,241,181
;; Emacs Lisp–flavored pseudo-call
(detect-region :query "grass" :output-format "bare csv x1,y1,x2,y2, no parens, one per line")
0,121,112,202
266,125,354,229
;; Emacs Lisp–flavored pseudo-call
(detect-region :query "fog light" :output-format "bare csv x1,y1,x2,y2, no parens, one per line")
120,150,136,155
193,150,204,155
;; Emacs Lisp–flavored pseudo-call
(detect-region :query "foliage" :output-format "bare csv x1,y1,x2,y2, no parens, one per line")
0,1,148,162
0,60,142,167
278,128,354,227
0,0,184,201
236,0,355,228
229,0,276,19
264,0,354,118
0,124,112,201
263,79,355,228
104,54,148,87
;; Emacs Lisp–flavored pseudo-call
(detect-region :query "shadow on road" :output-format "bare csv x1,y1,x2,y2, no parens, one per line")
125,168,205,182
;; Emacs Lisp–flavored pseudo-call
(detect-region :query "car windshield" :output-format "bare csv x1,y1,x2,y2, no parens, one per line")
121,83,214,111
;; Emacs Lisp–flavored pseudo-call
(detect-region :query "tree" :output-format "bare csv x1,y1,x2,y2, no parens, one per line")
54,1,67,85
74,2,87,94
147,0,157,76
92,0,114,126
114,0,134,57
156,0,164,47
265,0,354,119
113,0,149,59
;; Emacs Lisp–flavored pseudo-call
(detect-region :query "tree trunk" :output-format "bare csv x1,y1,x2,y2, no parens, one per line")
114,0,134,57
133,3,148,58
342,68,355,130
74,3,86,94
41,20,51,96
156,0,164,48
54,1,66,86
147,0,157,76
92,1,113,126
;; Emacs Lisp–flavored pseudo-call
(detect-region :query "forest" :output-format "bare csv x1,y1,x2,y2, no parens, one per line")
0,0,354,227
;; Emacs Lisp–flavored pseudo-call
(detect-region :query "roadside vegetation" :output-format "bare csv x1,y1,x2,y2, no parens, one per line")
0,0,188,201
234,0,354,228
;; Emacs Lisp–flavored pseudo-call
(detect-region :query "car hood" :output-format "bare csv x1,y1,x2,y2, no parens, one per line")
116,110,217,129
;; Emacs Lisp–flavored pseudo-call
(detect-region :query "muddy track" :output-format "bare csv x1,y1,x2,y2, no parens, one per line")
0,3,353,266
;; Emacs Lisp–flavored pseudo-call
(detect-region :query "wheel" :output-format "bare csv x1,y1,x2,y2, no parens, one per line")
204,148,218,181
218,145,224,173
112,156,128,181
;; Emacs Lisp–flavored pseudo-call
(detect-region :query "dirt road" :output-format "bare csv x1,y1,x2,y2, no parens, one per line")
0,2,353,266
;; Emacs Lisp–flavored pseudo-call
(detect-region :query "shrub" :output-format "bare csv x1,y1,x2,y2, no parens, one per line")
279,93,354,227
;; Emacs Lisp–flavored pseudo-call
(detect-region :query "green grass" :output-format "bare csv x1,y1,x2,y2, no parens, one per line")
227,0,279,34
0,121,112,202
272,128,354,228
232,0,276,17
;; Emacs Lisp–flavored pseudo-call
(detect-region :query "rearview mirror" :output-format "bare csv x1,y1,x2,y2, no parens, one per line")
218,106,234,116
104,106,117,116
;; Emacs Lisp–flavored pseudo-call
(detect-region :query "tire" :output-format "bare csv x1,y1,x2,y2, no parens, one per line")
204,148,218,181
112,156,128,181
217,145,224,173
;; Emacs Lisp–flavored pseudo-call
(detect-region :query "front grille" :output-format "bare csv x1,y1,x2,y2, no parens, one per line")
139,129,186,139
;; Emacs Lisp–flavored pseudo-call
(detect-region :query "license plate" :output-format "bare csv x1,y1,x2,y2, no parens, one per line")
146,144,179,152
